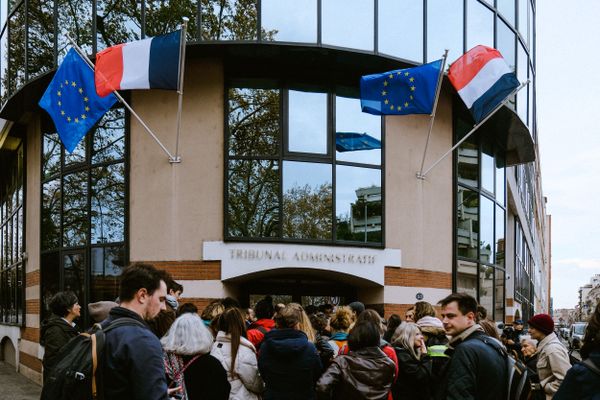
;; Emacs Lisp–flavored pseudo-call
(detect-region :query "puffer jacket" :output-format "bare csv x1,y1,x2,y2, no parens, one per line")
316,346,395,400
535,332,571,399
554,349,600,400
392,347,433,400
211,331,264,400
41,316,79,379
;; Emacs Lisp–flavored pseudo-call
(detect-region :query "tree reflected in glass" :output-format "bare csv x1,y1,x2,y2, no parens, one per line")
201,0,259,41
96,0,141,51
27,0,55,81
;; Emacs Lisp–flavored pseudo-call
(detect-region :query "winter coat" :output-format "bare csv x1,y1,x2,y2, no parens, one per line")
247,318,276,348
258,328,322,400
316,346,396,400
535,332,571,399
100,306,169,400
524,353,545,400
147,302,176,339
41,316,80,379
328,332,349,357
211,331,264,399
392,347,433,400
554,349,600,400
439,324,507,400
181,353,231,400
314,332,335,369
419,325,449,382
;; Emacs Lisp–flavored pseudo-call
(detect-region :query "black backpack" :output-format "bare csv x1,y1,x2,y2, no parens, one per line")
475,335,529,400
41,317,145,400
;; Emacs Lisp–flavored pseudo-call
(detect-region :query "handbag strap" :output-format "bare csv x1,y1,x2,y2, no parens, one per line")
174,354,202,380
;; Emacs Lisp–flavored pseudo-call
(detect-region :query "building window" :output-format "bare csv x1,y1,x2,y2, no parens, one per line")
515,219,534,322
225,83,383,246
40,107,127,324
0,139,24,325
455,106,506,322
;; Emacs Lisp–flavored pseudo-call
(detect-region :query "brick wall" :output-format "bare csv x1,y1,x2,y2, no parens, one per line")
143,261,221,281
384,267,451,289
25,270,40,287
19,352,42,373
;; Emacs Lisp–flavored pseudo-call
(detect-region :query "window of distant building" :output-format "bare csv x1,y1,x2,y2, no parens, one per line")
0,139,24,325
40,107,127,324
515,219,535,322
454,103,506,322
225,82,383,246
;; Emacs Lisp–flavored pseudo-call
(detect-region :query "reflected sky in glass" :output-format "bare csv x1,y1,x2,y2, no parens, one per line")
262,0,317,43
335,165,380,222
518,0,528,38
480,195,495,264
496,158,505,205
283,160,331,190
517,44,527,121
378,0,423,62
427,0,463,62
335,96,381,165
322,0,374,51
497,0,516,27
467,0,494,50
481,149,494,194
497,18,516,72
288,91,327,154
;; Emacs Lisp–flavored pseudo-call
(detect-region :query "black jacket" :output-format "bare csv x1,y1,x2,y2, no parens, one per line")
554,349,600,400
100,307,169,400
523,354,544,400
258,328,322,400
392,347,433,400
181,354,231,400
314,332,335,370
439,329,507,400
41,316,79,377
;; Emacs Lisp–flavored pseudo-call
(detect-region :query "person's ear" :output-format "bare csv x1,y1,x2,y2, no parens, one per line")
466,311,476,321
137,288,148,304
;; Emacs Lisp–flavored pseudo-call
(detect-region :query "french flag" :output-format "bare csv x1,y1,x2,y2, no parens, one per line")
448,45,520,123
94,30,181,97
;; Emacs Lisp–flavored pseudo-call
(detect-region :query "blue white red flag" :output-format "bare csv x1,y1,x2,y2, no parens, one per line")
94,30,181,97
448,45,519,123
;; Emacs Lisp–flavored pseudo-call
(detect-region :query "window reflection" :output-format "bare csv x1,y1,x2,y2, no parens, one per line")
65,135,87,165
336,165,381,243
288,91,327,154
518,0,528,39
1,32,8,103
480,195,494,264
497,0,515,27
93,108,126,164
496,154,505,205
27,0,55,81
481,143,494,194
495,206,505,267
457,187,478,259
457,259,477,299
7,5,25,95
227,160,280,238
145,0,196,39
228,88,280,157
63,253,85,307
479,264,494,317
43,132,62,180
42,179,61,250
467,0,493,50
378,0,423,62
495,268,505,322
497,19,516,72
91,246,124,303
528,66,533,127
96,0,141,51
335,96,381,165
517,44,527,121
322,0,374,51
56,0,93,62
92,164,125,244
261,0,316,43
283,161,332,240
201,0,258,41
457,140,478,188
41,252,60,321
63,171,89,247
427,0,462,62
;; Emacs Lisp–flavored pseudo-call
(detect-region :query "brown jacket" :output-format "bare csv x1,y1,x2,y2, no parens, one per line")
316,346,395,400
535,332,571,399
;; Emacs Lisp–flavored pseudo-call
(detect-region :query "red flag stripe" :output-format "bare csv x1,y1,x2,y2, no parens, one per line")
448,45,503,91
95,44,125,97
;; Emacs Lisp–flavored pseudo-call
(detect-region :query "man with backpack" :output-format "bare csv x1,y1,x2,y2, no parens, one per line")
99,263,172,400
437,293,507,400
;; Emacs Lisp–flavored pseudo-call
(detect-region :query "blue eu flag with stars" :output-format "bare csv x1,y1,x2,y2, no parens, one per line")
360,60,442,116
39,48,117,153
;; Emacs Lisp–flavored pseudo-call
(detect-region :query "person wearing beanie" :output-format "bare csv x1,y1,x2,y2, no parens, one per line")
527,313,571,399
88,300,119,323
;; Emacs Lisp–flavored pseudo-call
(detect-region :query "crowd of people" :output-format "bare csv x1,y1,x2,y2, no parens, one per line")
40,263,600,399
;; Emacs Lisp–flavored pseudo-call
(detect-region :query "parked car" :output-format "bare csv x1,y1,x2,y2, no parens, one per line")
568,322,588,350
561,326,570,340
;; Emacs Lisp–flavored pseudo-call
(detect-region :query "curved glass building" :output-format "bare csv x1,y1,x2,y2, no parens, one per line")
0,0,548,382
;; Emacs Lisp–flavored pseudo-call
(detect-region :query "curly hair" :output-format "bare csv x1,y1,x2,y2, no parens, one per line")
330,306,354,332
581,301,600,359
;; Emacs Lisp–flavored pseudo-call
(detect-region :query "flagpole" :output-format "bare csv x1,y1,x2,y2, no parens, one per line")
417,49,449,180
66,35,179,162
419,80,529,179
172,17,189,164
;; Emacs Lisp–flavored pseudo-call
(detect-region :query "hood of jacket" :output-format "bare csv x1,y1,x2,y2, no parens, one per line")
248,318,275,331
41,315,76,342
165,294,179,310
329,331,349,341
262,328,310,357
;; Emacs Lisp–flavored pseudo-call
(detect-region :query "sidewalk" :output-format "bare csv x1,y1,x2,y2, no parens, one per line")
0,362,41,400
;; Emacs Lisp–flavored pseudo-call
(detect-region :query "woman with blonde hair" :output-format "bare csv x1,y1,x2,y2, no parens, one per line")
328,306,354,356
162,313,230,399
391,322,433,400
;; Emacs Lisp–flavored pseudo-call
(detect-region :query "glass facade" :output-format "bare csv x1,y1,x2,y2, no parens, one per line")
0,139,24,324
1,0,535,133
455,108,506,322
40,107,127,324
226,83,382,245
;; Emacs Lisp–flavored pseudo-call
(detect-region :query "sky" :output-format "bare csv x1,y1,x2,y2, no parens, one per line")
537,1,600,309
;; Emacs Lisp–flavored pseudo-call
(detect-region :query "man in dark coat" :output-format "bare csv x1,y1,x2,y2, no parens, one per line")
437,293,507,400
258,303,322,399
100,263,172,400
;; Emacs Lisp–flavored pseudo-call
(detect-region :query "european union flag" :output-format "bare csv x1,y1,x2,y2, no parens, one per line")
335,132,381,152
360,60,442,116
39,48,117,153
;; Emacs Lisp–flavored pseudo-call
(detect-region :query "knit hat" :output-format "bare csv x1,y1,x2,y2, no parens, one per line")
527,314,554,335
88,301,118,323
416,315,444,329
348,301,365,316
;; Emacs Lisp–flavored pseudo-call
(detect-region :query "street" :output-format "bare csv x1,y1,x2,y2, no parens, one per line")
0,362,41,400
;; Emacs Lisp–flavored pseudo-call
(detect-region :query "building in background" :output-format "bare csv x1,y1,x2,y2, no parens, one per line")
578,274,600,320
0,0,547,383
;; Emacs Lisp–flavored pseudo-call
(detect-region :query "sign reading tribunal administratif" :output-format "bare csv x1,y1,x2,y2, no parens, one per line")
203,241,401,286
